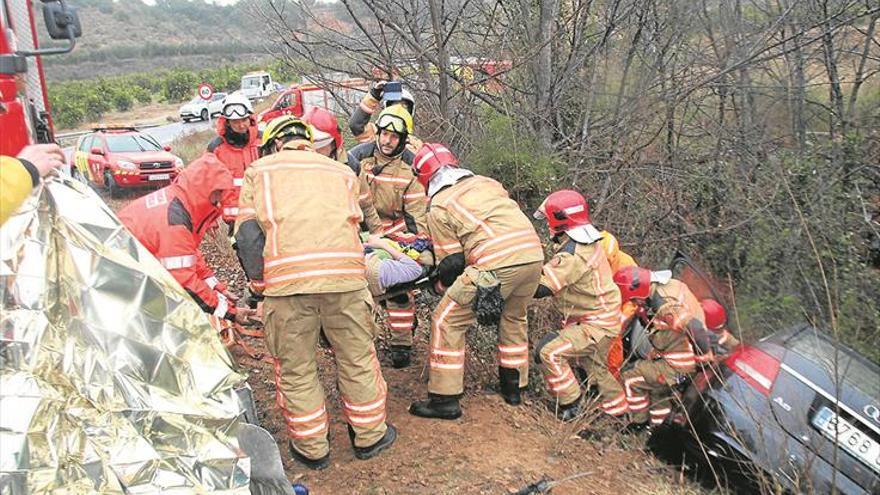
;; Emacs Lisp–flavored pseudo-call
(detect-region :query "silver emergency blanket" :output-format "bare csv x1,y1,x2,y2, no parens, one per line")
0,176,251,493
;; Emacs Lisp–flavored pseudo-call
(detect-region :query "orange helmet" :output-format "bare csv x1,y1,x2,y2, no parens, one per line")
613,266,652,302
701,299,728,331
412,142,458,189
534,190,591,235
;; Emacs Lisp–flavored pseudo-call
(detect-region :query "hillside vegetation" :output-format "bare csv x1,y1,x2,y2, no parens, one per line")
41,0,267,80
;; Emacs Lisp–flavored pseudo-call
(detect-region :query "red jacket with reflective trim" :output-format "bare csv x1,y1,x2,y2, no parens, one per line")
208,117,260,224
118,153,237,319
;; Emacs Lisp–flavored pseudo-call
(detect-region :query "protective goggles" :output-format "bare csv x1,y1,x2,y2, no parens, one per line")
375,114,407,135
222,103,251,119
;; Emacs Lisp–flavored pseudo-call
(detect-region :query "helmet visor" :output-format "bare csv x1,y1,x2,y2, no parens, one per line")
375,114,407,135
223,103,251,119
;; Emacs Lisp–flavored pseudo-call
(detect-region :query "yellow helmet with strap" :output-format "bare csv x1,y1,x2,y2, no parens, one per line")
261,116,313,149
375,105,414,136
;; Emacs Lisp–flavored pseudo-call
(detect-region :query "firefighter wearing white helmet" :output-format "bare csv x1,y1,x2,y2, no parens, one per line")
349,81,423,152
207,91,259,225
346,105,429,368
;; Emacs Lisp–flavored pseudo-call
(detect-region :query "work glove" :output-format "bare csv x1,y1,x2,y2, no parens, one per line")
369,80,387,100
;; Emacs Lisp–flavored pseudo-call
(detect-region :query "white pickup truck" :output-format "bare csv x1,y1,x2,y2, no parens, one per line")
241,71,275,100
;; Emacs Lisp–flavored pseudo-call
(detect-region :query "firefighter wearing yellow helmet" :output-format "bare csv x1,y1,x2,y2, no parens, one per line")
349,80,424,153
234,113,397,469
346,105,429,369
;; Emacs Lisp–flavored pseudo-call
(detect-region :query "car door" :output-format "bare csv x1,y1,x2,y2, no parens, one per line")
210,93,226,116
73,135,92,179
87,136,108,186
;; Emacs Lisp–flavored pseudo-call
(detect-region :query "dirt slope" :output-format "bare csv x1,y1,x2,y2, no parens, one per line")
104,192,713,495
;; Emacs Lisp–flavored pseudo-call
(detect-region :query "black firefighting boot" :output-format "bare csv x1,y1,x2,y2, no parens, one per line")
622,421,651,435
408,393,462,420
498,367,523,406
554,396,583,422
389,345,412,369
348,424,398,460
288,442,330,470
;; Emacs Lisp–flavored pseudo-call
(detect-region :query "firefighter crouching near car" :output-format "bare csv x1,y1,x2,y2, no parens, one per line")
407,143,544,420
347,105,429,369
206,92,260,226
349,80,423,153
700,298,741,356
531,190,629,425
614,266,712,432
1,144,65,225
118,154,254,324
233,116,396,470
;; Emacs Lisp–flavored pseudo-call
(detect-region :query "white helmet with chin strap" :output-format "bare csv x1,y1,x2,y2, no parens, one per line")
383,88,415,117
221,92,254,119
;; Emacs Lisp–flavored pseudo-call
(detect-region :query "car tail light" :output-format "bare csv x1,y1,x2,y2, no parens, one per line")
725,345,780,396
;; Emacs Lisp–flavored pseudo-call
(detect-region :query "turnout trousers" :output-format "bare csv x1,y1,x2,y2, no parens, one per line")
535,323,628,417
427,261,542,395
264,288,389,459
622,359,692,425
385,291,416,346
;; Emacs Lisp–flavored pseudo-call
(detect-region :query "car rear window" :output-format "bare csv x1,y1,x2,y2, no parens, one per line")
788,329,880,398
106,134,162,153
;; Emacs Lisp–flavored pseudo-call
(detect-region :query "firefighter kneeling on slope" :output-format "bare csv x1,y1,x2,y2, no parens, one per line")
347,105,430,369
614,266,712,433
408,143,544,420
234,116,396,470
118,154,255,325
532,190,629,427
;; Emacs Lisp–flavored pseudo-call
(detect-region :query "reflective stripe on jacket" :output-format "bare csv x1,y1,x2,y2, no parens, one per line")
428,175,543,270
236,144,367,296
540,237,622,333
118,154,235,318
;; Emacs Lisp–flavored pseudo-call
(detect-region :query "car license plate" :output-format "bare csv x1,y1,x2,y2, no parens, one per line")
813,406,880,473
148,173,171,181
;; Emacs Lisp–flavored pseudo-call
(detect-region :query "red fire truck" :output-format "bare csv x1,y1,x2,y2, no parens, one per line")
0,0,81,157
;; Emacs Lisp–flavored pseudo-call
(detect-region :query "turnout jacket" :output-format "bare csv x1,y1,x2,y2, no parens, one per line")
643,278,709,372
429,175,543,284
235,142,367,296
347,143,428,236
539,237,622,334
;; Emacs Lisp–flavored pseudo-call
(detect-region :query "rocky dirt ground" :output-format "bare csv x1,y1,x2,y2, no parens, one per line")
104,187,720,495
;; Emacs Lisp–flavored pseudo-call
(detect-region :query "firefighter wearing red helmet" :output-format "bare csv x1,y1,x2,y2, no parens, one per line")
206,92,260,225
302,106,347,163
700,298,741,354
613,266,712,432
347,106,429,368
408,143,544,420
118,154,254,325
531,190,628,425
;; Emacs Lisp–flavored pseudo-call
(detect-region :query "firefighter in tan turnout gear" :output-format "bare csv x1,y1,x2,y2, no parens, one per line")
614,266,712,432
407,143,544,420
234,116,396,470
531,190,629,425
347,105,429,368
